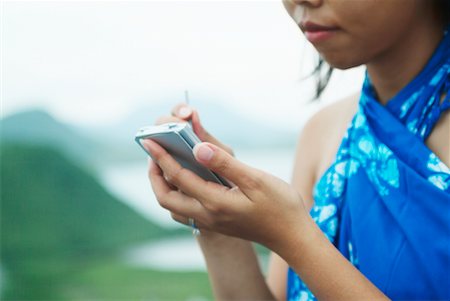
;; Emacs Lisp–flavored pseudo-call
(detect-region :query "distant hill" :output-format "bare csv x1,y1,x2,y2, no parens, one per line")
1,110,103,168
0,143,182,299
81,100,298,162
0,109,133,167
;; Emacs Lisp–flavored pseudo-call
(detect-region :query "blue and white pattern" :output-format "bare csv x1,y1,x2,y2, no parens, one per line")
287,26,450,300
427,153,450,190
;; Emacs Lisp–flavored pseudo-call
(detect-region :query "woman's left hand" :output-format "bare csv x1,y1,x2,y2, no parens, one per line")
143,139,309,251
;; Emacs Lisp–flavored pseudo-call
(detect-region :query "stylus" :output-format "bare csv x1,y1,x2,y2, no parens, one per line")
184,90,193,127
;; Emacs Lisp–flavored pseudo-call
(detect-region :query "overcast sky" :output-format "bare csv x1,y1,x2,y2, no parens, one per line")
2,0,364,128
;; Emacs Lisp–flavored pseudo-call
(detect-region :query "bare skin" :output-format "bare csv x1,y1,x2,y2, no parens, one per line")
145,0,449,300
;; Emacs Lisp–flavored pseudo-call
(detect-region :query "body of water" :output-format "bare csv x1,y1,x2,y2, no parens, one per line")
124,236,206,271
124,236,270,272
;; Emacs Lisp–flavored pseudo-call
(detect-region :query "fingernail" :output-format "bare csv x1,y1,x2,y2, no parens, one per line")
178,106,192,118
142,140,151,151
142,139,155,153
194,144,214,161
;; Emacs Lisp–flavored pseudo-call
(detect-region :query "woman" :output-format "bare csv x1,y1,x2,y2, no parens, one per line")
144,0,450,300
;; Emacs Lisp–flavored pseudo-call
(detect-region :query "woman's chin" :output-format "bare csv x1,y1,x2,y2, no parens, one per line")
323,55,364,70
318,49,368,70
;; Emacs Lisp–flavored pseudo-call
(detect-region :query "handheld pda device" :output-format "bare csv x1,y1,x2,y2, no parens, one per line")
135,123,230,187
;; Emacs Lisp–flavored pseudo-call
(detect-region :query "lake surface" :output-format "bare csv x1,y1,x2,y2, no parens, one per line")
123,236,270,273
124,236,207,271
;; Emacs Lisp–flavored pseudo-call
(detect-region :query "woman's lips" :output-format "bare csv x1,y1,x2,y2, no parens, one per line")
300,21,340,43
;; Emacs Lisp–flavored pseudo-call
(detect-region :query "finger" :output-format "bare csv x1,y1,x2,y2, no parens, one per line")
149,157,177,190
144,139,232,206
170,212,201,228
191,111,234,156
193,142,265,194
190,110,208,140
148,159,206,219
155,115,187,126
171,103,193,120
149,159,170,194
170,212,208,233
170,212,190,226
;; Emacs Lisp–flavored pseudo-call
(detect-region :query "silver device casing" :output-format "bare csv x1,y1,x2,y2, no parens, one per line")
135,122,230,187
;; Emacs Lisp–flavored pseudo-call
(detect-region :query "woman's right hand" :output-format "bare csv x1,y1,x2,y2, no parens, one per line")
152,103,235,236
155,103,234,157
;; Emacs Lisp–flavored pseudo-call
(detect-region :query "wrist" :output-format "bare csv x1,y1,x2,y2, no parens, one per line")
196,229,249,246
268,209,318,266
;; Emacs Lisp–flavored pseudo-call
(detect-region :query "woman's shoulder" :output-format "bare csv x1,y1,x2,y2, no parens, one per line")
305,94,359,140
303,93,360,178
427,109,450,167
291,94,359,209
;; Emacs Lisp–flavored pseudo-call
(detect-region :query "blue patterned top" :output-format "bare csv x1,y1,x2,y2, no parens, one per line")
287,27,450,300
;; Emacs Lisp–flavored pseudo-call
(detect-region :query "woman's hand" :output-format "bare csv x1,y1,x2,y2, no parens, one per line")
153,103,236,234
144,139,309,252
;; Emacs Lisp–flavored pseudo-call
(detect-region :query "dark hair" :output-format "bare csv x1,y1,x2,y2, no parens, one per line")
437,0,450,23
311,57,333,100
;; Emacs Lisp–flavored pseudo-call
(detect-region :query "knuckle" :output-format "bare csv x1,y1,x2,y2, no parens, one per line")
161,191,181,210
172,103,185,114
215,157,232,173
170,212,182,223
167,189,180,201
205,201,224,216
165,167,183,185
160,151,171,162
243,171,265,190
148,161,158,177
158,151,175,167
157,195,170,209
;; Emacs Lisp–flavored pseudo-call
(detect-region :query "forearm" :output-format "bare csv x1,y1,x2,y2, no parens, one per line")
274,215,389,301
197,231,275,301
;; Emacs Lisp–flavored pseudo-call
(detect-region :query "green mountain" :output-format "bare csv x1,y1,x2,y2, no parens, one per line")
1,109,147,167
1,109,103,167
0,143,182,299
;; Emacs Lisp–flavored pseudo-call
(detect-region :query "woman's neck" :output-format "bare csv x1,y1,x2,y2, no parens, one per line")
366,21,445,105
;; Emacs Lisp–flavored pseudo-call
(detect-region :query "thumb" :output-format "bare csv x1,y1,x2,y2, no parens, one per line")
193,142,262,192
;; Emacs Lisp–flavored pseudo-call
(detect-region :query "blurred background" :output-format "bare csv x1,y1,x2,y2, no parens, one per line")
1,0,364,300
